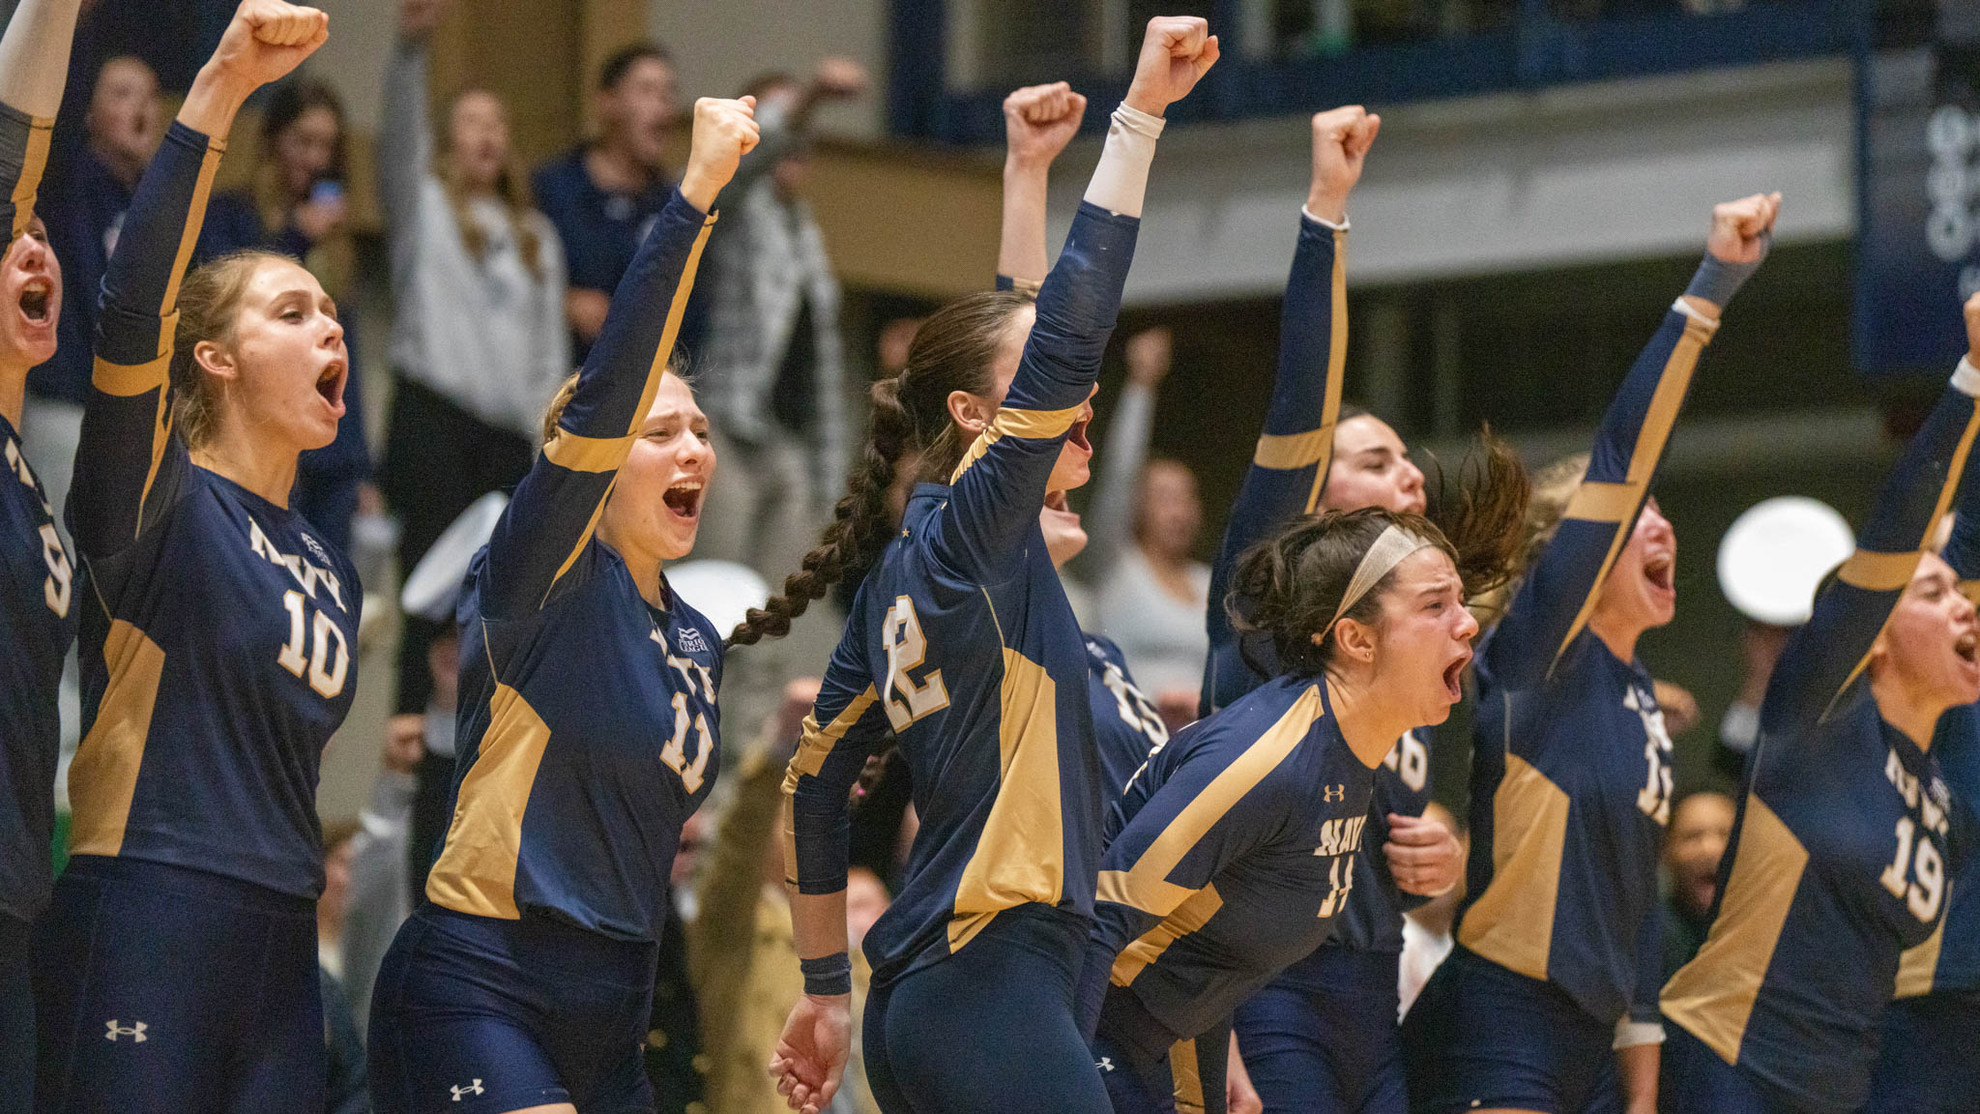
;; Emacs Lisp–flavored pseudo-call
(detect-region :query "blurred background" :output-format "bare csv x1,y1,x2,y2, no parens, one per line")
20,0,1980,821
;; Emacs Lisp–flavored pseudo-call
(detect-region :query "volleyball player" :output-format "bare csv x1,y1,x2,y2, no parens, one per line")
1661,292,1980,1114
992,77,1172,793
0,0,82,1102
758,19,1219,1113
365,96,756,1114
1400,190,1781,1114
1078,487,1527,1114
30,5,351,1110
1198,104,1469,1114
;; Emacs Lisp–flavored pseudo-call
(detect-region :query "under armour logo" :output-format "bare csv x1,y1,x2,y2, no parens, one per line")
104,1019,147,1043
1323,784,1345,802
1096,1057,1115,1073
450,1080,484,1101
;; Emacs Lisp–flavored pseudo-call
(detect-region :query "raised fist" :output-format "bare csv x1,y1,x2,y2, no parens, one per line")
1124,16,1219,118
680,96,761,212
1965,290,1980,367
1126,327,1172,387
1706,192,1781,266
209,0,327,90
1004,81,1086,170
1307,105,1379,225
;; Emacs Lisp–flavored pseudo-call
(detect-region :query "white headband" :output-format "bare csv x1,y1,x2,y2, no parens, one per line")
1323,524,1437,638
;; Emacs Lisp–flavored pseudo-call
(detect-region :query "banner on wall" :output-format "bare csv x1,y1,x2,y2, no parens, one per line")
1857,5,1980,374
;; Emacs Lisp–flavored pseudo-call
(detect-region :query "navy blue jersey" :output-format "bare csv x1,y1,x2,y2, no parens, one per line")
1197,214,1432,954
784,201,1138,985
0,99,77,924
425,191,720,944
1459,300,1722,1031
1085,674,1377,1042
1663,375,1980,1112
1087,632,1169,793
63,123,360,899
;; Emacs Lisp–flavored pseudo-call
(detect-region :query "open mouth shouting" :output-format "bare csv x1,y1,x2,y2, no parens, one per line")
1643,551,1675,596
1441,649,1472,703
1956,630,1978,667
1043,489,1079,520
315,358,348,416
18,277,51,325
662,479,704,523
1066,416,1092,453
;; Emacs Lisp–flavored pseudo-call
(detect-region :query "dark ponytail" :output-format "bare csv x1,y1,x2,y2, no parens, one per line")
1229,428,1530,676
727,290,1031,646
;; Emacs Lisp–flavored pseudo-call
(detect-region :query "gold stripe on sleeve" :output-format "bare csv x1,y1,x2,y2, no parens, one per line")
1563,481,1642,525
160,139,227,316
1170,1037,1207,1114
9,115,52,239
1253,427,1333,471
543,430,636,473
91,353,171,398
1300,228,1350,513
948,403,1087,484
1838,550,1921,593
790,687,880,779
1110,883,1224,985
543,213,717,594
1549,316,1714,668
1096,685,1325,917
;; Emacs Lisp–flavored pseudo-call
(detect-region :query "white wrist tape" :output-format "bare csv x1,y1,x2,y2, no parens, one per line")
1301,207,1349,231
1083,102,1165,219
1953,356,1980,399
1613,1018,1666,1050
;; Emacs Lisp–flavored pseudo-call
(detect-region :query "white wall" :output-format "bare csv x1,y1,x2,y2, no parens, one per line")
651,0,889,139
1042,57,1856,304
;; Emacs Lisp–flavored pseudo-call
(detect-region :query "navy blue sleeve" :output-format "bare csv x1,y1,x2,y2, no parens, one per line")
476,191,713,619
933,202,1137,581
1482,305,1721,689
1764,381,1980,733
782,616,890,896
1202,215,1347,713
67,122,219,560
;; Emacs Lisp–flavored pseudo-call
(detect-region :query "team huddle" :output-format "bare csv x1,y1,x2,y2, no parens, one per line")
0,2,1976,1113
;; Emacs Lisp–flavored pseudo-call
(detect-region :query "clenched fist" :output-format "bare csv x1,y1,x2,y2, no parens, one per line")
1307,105,1380,225
1706,191,1781,266
680,96,762,212
1124,16,1219,118
1004,81,1087,171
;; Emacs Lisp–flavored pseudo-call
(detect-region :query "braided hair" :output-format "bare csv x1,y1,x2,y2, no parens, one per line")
726,290,1033,646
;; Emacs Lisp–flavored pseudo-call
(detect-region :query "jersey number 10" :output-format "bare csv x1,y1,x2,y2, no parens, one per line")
277,590,349,698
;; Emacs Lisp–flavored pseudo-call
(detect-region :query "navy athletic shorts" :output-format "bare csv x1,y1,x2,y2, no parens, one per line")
863,907,1112,1114
1092,985,1230,1114
1400,946,1616,1114
32,855,323,1113
367,904,659,1114
1235,944,1404,1114
1658,1020,1807,1114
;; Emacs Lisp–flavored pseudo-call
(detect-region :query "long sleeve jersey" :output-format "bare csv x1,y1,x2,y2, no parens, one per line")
1460,298,1724,1034
379,38,569,440
1199,213,1432,954
0,99,77,923
1664,368,1980,1114
425,190,721,944
1083,674,1377,1043
63,122,360,899
783,201,1139,985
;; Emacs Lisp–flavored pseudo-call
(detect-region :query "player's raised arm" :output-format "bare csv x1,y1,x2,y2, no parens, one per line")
1203,106,1376,712
71,0,327,557
477,96,754,617
1483,191,1780,689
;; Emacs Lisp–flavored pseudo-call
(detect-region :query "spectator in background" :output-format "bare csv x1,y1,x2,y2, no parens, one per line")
319,820,372,1114
30,54,161,527
533,42,680,363
1660,790,1734,978
194,76,373,552
379,0,568,737
1080,327,1211,727
693,59,866,582
341,717,424,1034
